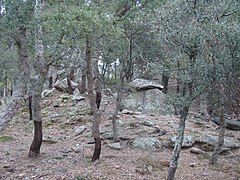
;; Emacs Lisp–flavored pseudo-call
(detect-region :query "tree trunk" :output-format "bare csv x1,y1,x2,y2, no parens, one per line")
49,76,53,89
48,65,57,88
200,94,208,119
209,105,226,164
67,74,73,95
162,74,169,94
111,70,124,142
93,50,102,110
85,37,101,162
167,105,189,180
0,27,30,131
29,0,47,157
125,32,133,82
28,95,33,120
80,74,86,94
29,120,42,156
95,91,101,110
67,66,75,95
100,62,107,88
111,93,121,142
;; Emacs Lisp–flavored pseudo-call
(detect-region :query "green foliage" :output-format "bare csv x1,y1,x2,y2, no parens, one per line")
153,0,240,103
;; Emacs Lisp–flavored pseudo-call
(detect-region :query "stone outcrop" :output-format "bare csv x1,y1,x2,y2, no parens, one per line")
130,137,162,150
212,117,240,131
129,78,164,91
53,78,78,93
122,89,174,115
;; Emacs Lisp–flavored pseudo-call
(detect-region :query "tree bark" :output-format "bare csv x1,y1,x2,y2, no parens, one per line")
162,74,169,94
67,66,74,95
28,95,33,120
209,105,226,164
111,70,124,142
85,37,101,162
0,27,30,131
80,74,86,94
29,121,42,156
67,74,73,95
167,105,189,180
29,0,47,157
200,94,208,118
48,76,53,89
93,50,102,110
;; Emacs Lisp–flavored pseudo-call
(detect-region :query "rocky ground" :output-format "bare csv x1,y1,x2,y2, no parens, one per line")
0,90,240,180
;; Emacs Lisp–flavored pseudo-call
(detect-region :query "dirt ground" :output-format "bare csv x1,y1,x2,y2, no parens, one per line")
0,91,239,180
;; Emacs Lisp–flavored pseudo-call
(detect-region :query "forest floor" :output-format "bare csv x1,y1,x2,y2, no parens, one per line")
0,90,240,180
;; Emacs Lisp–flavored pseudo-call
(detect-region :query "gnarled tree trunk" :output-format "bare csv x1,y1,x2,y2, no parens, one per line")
67,65,75,95
80,70,86,94
209,107,226,164
85,36,101,162
162,74,169,94
0,27,30,131
29,0,47,157
111,69,124,142
93,50,102,110
167,105,189,180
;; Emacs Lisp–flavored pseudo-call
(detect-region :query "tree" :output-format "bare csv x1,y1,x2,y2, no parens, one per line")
0,0,32,131
29,0,48,157
85,36,102,161
44,1,122,161
152,0,240,179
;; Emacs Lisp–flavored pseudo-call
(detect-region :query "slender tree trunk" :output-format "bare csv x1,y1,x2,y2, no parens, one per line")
162,74,169,94
85,37,101,162
111,70,124,142
100,62,107,88
167,105,189,180
48,64,54,89
200,94,208,118
67,66,74,95
126,33,133,82
29,0,47,157
28,95,33,120
93,50,102,110
107,64,111,82
111,90,122,142
95,91,101,110
209,104,226,164
114,61,117,81
29,94,42,156
67,75,73,95
80,73,86,94
49,76,53,89
0,27,30,131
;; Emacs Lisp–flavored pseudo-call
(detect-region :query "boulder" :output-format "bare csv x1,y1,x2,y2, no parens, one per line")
74,125,87,136
50,113,64,119
212,117,240,130
170,135,195,148
130,137,162,150
122,89,174,115
41,88,55,98
129,78,164,91
189,147,206,154
197,134,240,149
72,144,82,153
53,78,78,92
60,94,75,102
122,109,134,115
72,89,85,102
107,142,122,150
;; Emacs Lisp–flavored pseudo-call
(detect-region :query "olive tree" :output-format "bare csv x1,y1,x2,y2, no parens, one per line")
153,0,240,179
